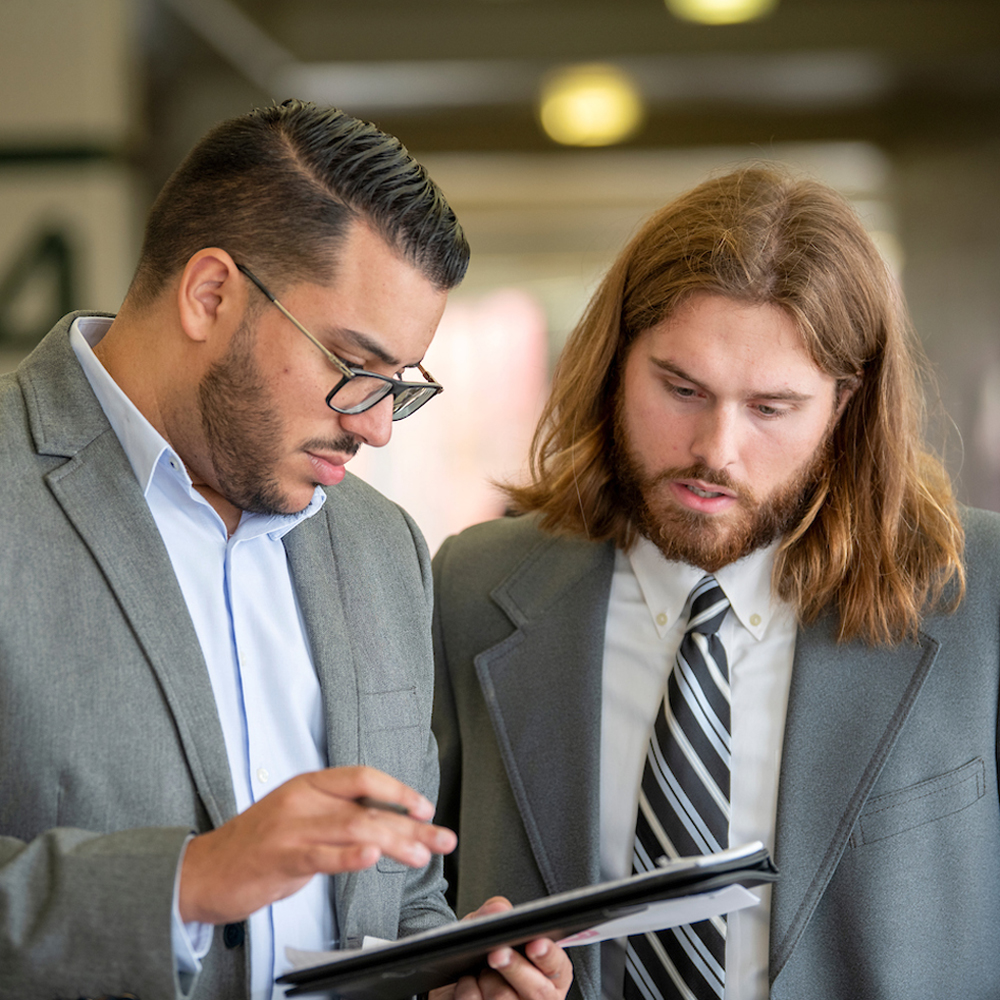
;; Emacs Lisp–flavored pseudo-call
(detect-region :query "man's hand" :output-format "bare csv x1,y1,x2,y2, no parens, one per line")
178,765,457,924
431,897,573,1000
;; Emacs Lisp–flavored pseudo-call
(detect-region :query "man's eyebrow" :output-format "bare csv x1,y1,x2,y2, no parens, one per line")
332,327,405,369
652,357,703,386
651,357,815,402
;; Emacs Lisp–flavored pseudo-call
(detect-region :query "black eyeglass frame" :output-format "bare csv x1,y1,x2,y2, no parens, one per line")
236,263,443,420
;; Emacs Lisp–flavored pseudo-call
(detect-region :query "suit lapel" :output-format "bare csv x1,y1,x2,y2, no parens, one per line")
283,512,359,772
769,614,940,985
25,322,236,827
475,534,615,898
283,507,362,934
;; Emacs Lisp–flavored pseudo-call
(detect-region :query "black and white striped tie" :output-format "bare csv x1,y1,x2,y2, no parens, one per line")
624,575,731,1000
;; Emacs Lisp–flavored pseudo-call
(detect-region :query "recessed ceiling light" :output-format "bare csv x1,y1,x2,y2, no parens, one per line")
666,0,778,26
538,64,644,147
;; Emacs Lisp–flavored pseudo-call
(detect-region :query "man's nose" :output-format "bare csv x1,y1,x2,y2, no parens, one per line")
690,405,740,471
339,394,394,449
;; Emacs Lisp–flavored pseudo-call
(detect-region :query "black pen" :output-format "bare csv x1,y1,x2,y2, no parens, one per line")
355,796,411,816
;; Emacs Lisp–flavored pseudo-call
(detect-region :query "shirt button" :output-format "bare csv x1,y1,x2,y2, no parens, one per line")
256,767,270,784
655,612,668,627
749,613,762,627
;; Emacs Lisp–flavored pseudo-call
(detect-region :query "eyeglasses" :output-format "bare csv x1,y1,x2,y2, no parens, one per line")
236,263,443,420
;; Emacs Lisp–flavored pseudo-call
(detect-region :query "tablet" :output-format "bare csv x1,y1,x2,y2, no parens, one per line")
278,841,777,999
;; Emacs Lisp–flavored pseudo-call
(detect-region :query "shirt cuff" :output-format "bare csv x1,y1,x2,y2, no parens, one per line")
171,834,214,990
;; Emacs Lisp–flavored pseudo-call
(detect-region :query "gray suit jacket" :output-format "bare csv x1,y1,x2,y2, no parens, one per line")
432,511,1000,1000
0,314,452,999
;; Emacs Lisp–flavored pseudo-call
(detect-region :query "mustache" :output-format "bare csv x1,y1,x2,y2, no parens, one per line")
302,435,361,459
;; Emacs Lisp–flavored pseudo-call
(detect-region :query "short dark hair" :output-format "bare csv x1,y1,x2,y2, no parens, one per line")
129,100,469,303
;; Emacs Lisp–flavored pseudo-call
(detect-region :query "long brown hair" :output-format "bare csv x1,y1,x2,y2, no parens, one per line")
506,166,964,644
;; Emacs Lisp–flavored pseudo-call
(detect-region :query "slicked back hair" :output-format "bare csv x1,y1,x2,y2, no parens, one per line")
506,165,965,645
128,100,469,304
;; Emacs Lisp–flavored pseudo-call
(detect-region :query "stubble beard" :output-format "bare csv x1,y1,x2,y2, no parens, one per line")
197,318,359,516
612,404,830,573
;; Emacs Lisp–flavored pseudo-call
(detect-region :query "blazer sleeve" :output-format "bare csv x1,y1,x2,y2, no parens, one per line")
0,826,195,999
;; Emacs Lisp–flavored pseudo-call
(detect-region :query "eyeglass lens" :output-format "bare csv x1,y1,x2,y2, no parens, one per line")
329,375,439,419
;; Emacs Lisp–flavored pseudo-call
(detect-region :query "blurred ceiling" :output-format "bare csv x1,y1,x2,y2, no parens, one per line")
148,0,1000,160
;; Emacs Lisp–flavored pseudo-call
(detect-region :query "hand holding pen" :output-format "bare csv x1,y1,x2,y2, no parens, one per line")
178,765,457,926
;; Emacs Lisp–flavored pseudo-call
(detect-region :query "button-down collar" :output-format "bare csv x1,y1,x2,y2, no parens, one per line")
627,533,779,641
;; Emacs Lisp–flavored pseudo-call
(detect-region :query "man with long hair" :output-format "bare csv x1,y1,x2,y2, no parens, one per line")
0,101,571,1000
432,166,1000,999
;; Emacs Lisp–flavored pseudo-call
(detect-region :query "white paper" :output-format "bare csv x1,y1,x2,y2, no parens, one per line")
286,936,390,971
556,884,760,945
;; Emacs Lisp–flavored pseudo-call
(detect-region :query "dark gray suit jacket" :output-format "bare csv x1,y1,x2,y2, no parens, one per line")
433,511,1000,1000
0,315,452,999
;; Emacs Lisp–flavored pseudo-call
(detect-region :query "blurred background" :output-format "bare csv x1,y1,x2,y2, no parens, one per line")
2,0,999,551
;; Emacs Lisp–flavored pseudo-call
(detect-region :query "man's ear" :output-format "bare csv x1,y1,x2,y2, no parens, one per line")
834,373,862,421
176,249,245,345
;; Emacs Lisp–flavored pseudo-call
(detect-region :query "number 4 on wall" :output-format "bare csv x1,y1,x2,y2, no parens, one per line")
0,226,76,349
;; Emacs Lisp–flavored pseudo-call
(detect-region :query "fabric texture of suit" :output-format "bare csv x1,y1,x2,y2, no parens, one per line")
432,510,1000,1000
0,314,453,999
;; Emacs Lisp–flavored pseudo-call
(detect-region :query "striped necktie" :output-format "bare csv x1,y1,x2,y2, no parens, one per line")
624,574,732,1000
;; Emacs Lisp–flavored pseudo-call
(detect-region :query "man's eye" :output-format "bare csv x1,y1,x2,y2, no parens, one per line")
670,384,698,399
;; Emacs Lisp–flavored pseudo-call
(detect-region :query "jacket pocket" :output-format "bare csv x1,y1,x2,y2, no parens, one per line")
358,686,425,856
849,757,986,848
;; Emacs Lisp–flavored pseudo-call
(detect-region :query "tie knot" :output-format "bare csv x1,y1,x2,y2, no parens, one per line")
686,575,730,636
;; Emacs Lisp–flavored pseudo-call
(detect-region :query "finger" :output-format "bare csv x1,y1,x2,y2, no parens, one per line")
454,972,488,1000
486,941,572,1000
350,804,459,856
308,766,438,821
289,814,455,872
472,967,518,1000
464,896,513,920
287,797,457,860
524,938,572,981
377,824,456,866
334,806,457,861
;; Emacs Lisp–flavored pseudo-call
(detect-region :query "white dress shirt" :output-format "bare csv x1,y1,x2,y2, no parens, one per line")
600,536,796,1000
71,316,333,1000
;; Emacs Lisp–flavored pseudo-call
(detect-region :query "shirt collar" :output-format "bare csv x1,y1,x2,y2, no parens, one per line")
68,315,326,539
70,315,171,495
626,534,780,641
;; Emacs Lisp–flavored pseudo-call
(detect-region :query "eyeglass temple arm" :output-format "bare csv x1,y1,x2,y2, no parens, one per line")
416,363,440,385
270,300,355,380
237,263,437,387
236,264,354,380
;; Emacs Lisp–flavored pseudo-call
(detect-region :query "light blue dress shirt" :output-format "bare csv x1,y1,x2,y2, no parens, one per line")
70,316,335,1000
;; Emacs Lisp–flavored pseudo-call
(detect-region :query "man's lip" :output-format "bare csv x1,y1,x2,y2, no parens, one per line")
306,450,349,466
675,478,737,499
306,450,350,486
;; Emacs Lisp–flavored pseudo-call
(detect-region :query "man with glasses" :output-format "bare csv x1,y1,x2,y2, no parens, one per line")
0,101,571,1000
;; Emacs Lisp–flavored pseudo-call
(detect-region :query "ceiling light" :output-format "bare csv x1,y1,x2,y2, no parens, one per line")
539,64,644,147
665,0,778,26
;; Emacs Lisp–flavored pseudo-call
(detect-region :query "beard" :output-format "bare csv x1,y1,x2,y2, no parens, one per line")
198,318,359,516
612,407,830,573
